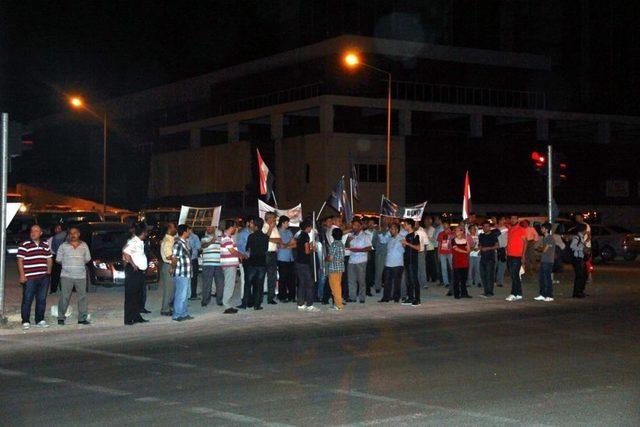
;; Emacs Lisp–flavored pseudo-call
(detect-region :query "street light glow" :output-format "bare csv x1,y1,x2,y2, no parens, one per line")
344,52,360,67
70,97,83,108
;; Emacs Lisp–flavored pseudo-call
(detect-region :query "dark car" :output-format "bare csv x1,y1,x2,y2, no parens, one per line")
34,210,103,237
6,214,36,256
78,222,159,289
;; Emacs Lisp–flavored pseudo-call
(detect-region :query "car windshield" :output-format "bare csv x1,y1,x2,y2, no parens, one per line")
608,226,631,234
90,229,128,258
145,211,179,225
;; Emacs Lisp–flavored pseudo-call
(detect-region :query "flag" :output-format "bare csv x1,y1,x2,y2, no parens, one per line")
326,176,345,213
380,196,426,221
257,148,274,202
343,185,353,223
380,196,400,217
348,153,359,201
462,170,471,220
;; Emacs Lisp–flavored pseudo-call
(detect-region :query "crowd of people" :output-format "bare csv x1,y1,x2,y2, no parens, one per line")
15,211,593,328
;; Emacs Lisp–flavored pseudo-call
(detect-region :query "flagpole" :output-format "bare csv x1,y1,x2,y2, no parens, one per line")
312,210,317,283
271,190,278,208
350,177,354,218
317,201,327,219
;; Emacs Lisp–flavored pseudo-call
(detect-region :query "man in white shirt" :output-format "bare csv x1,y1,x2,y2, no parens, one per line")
159,222,177,316
495,217,509,288
346,219,372,303
423,217,438,285
262,212,281,304
415,222,429,289
122,223,149,325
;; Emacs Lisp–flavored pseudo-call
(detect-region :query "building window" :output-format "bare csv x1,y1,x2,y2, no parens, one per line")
356,164,386,183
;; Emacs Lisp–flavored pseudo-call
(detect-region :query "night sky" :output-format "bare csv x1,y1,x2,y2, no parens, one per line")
1,0,282,122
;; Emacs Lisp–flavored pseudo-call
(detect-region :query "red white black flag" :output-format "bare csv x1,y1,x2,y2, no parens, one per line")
462,170,471,220
257,149,275,202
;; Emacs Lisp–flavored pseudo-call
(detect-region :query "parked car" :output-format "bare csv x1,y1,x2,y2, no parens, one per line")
564,223,639,263
78,222,159,290
34,210,103,236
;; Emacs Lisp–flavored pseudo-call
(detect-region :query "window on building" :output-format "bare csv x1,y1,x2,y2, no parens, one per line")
355,164,386,183
155,131,190,153
201,126,227,146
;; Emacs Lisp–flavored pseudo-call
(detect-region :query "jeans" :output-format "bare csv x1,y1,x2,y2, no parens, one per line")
21,276,49,324
467,256,481,286
439,253,452,285
296,263,314,307
173,276,190,319
58,277,88,322
265,253,278,302
479,257,496,295
539,262,553,298
425,250,438,283
243,265,266,308
507,256,523,296
382,266,403,301
496,259,507,286
160,263,174,313
277,261,295,301
452,268,469,298
347,262,367,302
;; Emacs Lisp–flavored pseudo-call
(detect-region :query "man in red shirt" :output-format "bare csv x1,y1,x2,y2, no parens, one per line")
505,216,527,301
17,225,53,329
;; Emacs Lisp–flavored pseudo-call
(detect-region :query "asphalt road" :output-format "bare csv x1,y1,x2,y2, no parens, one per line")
1,264,639,426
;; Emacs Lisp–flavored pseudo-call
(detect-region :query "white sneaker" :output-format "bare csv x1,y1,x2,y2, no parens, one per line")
305,306,320,312
515,295,523,301
36,321,49,328
534,295,545,301
22,322,30,330
544,297,554,302
331,305,343,311
505,295,516,302
297,305,307,311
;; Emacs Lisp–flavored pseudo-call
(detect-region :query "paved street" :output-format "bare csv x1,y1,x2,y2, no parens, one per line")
1,262,639,426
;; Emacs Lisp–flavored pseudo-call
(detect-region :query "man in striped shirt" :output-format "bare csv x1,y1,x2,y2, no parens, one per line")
17,225,53,330
200,226,224,307
220,220,245,314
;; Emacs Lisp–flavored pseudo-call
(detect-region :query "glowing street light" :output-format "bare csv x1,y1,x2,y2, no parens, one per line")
344,52,360,67
69,97,84,108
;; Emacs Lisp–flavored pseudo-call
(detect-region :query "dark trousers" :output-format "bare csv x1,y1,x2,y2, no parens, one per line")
201,266,224,306
124,266,144,323
425,250,438,282
382,266,403,301
507,256,523,296
365,251,375,293
296,263,314,306
342,255,350,300
452,268,469,298
277,261,295,301
50,263,62,293
480,257,496,295
405,263,420,302
190,258,200,297
141,281,148,310
539,261,554,297
266,252,278,302
572,258,587,297
243,265,266,308
21,276,49,324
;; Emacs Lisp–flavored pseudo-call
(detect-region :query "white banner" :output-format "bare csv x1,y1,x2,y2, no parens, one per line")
179,205,222,228
258,200,302,227
403,201,427,222
6,202,21,228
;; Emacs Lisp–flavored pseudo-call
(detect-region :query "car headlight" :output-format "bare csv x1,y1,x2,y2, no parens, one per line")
93,261,108,270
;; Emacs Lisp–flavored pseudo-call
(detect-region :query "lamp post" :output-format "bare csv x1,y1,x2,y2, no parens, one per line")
343,52,392,198
69,97,108,214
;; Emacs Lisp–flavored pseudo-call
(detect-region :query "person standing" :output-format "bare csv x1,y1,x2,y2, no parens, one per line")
401,219,422,306
535,222,555,302
17,225,53,330
523,220,540,280
295,220,319,312
423,217,438,285
495,217,509,288
276,216,296,302
159,222,177,316
346,219,372,303
451,226,472,299
220,220,244,314
505,216,527,302
262,212,281,305
48,224,66,294
242,218,269,310
415,221,429,290
171,224,194,321
372,221,389,294
187,226,201,300
379,223,404,303
235,217,253,304
56,226,91,325
478,221,499,297
326,227,346,310
200,226,224,308
570,223,588,298
437,222,453,290
466,224,482,288
122,223,149,325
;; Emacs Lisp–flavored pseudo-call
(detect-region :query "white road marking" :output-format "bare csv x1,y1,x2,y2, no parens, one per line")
73,383,132,397
33,376,67,384
166,362,197,368
335,413,429,426
135,396,163,403
0,367,26,376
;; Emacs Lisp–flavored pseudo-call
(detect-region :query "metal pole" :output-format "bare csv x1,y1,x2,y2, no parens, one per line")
386,74,392,198
0,113,8,323
312,210,317,283
103,111,107,214
547,144,553,222
317,201,327,219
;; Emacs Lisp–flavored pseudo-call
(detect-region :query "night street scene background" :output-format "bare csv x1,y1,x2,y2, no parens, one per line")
1,1,639,426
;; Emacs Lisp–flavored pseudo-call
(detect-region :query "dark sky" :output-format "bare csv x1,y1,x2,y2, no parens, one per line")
1,0,281,122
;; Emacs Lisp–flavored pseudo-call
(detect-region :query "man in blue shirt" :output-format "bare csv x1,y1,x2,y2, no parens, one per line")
379,223,404,303
187,226,201,300
276,216,296,302
235,217,254,305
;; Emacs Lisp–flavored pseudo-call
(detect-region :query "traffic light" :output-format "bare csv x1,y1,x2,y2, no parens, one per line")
530,150,568,185
531,151,547,175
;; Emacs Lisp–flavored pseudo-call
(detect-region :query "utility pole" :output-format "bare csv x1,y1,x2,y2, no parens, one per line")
547,144,553,222
0,113,9,324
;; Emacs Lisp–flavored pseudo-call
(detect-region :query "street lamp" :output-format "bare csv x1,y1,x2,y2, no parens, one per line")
343,51,392,198
69,96,108,214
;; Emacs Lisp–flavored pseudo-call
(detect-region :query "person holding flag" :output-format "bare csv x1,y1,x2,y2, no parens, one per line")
257,148,276,205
